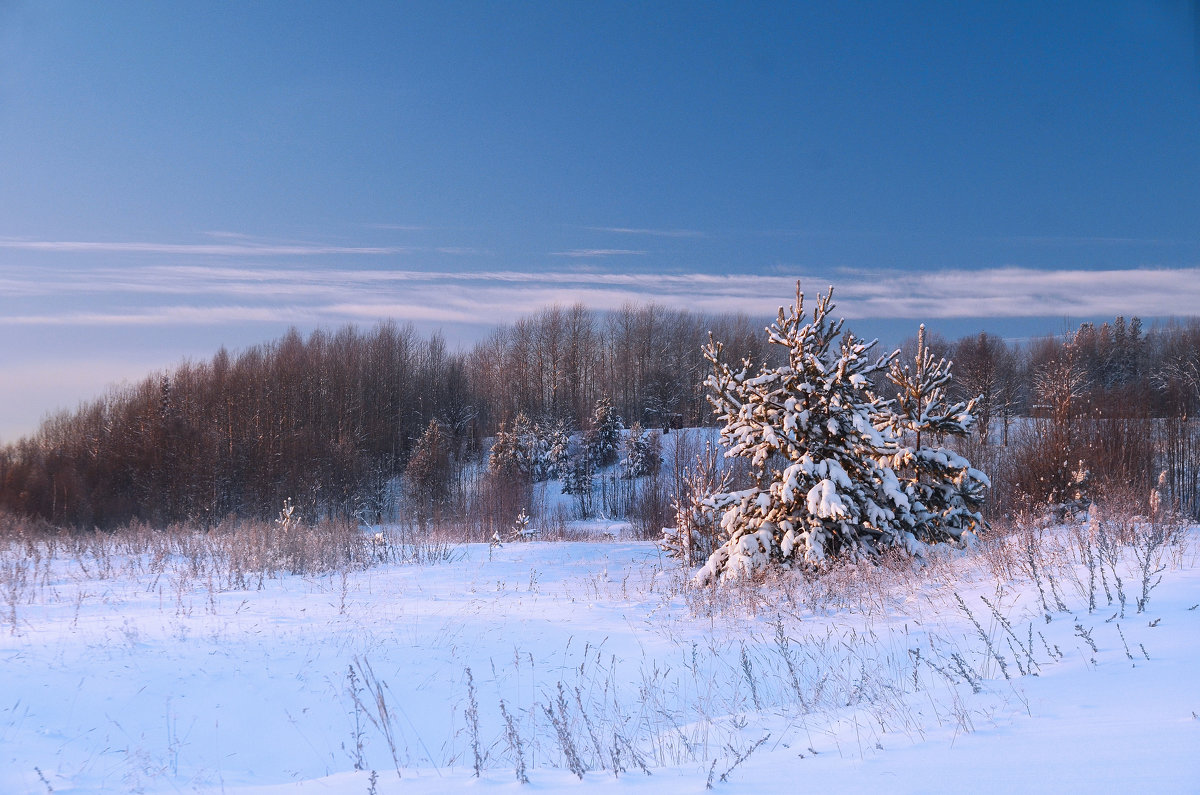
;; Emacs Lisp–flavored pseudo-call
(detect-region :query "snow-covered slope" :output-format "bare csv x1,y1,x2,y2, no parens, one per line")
2,522,1197,793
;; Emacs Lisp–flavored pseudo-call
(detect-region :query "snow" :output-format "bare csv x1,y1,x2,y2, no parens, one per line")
2,523,1199,793
806,479,848,519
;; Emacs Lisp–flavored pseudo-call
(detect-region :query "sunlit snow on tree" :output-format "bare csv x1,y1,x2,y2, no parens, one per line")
883,324,989,545
696,285,988,583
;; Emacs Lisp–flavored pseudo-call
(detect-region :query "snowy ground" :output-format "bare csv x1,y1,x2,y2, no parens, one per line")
2,520,1198,793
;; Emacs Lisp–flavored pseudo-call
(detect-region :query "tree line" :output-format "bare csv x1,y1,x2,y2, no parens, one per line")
920,316,1200,519
1,302,1197,529
0,307,768,528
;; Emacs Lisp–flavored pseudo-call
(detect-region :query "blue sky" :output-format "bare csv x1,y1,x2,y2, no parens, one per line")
1,1,1198,440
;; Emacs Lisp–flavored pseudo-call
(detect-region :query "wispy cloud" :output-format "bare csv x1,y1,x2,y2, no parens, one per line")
202,230,258,240
0,305,303,326
0,238,402,256
1,263,1196,329
549,249,648,258
822,266,1200,320
434,246,489,256
584,226,705,238
986,235,1194,247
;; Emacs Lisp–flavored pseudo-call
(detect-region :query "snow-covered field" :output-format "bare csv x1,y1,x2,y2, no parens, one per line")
2,519,1198,793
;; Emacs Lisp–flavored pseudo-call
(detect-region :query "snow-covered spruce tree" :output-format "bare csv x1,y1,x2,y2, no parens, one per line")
561,448,595,517
882,325,989,544
621,422,661,479
506,509,533,542
488,413,567,482
511,413,548,480
543,419,572,480
488,419,525,477
406,418,452,530
588,397,623,467
697,285,912,582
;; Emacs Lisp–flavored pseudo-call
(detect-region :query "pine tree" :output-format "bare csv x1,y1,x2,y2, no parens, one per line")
488,419,524,476
506,509,534,542
406,418,452,530
697,285,911,582
511,413,544,479
543,419,572,480
621,422,661,479
883,324,989,544
561,449,595,517
488,413,566,482
588,397,622,467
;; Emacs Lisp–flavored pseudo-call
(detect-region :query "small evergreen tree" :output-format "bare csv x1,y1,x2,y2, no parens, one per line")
561,449,595,517
882,325,989,544
489,419,524,476
588,397,623,467
511,413,545,479
406,418,452,530
506,509,534,542
489,414,568,482
544,419,572,480
697,285,911,582
621,422,661,479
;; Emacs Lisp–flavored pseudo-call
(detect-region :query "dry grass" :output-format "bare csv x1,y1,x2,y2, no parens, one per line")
0,510,460,621
0,497,1193,781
